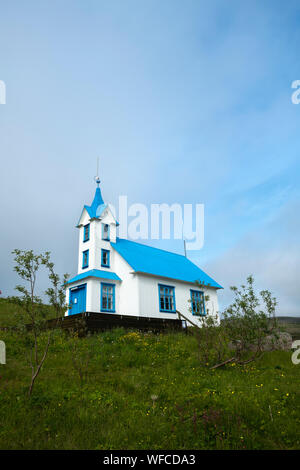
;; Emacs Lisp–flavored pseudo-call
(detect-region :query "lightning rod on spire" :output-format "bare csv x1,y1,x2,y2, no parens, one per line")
94,157,101,186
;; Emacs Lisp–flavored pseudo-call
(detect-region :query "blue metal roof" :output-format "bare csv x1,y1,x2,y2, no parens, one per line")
66,269,121,285
111,238,222,288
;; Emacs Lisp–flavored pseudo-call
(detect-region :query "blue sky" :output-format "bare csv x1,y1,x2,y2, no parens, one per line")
0,0,300,314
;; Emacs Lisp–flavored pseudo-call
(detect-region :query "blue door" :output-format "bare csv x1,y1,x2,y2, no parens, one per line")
69,284,86,315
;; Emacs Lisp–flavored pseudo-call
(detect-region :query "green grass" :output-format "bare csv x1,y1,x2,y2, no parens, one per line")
0,298,24,328
0,298,56,328
0,299,300,450
1,323,300,450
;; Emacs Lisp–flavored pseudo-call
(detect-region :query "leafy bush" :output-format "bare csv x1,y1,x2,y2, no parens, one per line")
189,276,278,368
222,275,278,365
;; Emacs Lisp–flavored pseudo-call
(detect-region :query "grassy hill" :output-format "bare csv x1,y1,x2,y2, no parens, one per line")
0,300,300,450
0,298,56,328
0,298,23,327
277,316,300,323
276,317,300,340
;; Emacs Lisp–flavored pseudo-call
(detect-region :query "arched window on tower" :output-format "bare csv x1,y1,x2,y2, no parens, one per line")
102,223,110,241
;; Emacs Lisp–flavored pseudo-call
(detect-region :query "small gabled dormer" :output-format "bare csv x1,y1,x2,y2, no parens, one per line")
76,177,118,274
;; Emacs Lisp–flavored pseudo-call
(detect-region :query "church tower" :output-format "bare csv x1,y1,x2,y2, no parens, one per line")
76,176,118,275
65,176,121,315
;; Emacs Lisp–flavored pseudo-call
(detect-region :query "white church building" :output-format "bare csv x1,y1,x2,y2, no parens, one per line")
65,179,222,327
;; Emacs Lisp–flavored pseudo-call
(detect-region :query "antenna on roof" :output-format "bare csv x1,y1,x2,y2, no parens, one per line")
94,157,101,187
182,220,187,258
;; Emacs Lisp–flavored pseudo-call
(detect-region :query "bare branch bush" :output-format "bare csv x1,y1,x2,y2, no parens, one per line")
9,249,68,396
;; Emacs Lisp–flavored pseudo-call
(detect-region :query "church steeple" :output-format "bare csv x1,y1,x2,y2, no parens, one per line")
89,183,105,217
81,177,106,220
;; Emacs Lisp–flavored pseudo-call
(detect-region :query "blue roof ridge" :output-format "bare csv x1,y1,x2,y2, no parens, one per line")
114,237,190,260
135,270,222,287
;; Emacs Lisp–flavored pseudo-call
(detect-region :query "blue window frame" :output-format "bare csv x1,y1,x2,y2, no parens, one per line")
101,283,115,312
82,249,89,269
158,284,176,313
190,290,206,316
83,224,90,242
102,223,110,241
101,249,110,267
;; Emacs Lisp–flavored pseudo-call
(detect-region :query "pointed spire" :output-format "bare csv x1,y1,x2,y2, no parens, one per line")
77,164,107,224
85,172,105,219
91,185,104,210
